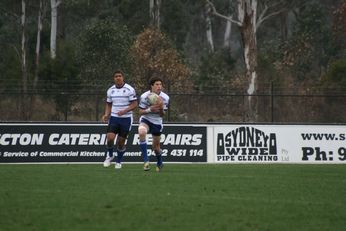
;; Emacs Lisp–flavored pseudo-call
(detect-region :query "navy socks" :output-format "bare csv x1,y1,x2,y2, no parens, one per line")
107,148,114,158
116,148,125,163
155,150,163,166
140,141,149,162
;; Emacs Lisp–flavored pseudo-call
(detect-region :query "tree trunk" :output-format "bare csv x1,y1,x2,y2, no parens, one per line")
240,22,258,121
30,0,46,119
237,0,258,122
34,0,44,90
280,11,288,41
223,0,233,52
223,19,232,50
205,3,214,52
21,0,29,120
50,0,61,59
150,0,161,29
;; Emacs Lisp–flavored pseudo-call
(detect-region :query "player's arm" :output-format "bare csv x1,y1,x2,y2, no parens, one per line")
156,97,169,117
139,105,161,116
118,100,138,116
154,98,165,117
102,102,112,123
139,107,148,116
157,103,165,117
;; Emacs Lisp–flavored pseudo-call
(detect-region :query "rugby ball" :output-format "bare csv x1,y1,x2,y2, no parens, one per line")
147,93,160,105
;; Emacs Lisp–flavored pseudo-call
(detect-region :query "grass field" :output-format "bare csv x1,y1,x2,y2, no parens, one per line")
0,164,346,231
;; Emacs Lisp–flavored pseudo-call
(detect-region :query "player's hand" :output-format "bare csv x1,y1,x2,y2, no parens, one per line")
117,110,126,116
153,97,164,109
150,98,163,112
102,114,109,123
157,97,164,109
150,105,163,113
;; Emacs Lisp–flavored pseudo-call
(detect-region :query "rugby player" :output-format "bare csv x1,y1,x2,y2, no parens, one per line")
138,76,170,172
102,70,138,169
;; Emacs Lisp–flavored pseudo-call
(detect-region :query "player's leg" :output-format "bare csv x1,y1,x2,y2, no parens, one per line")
114,117,132,169
115,136,126,169
151,123,163,172
152,135,163,172
103,131,116,167
138,120,150,170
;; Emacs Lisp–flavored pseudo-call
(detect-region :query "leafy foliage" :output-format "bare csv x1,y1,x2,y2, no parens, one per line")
76,19,134,87
130,27,192,93
39,42,80,119
324,59,346,86
280,3,331,80
0,47,21,93
196,49,237,93
0,2,23,92
161,0,192,51
331,1,346,59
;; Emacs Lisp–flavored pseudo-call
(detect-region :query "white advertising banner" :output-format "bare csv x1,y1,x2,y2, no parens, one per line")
213,124,346,164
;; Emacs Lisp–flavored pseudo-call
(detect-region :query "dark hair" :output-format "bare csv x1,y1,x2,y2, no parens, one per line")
113,70,124,77
148,76,163,86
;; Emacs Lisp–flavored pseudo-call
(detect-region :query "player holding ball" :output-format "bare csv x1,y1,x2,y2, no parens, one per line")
138,76,170,172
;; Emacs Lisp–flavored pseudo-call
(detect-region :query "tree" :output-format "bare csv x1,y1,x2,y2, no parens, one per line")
280,2,331,80
0,0,48,119
322,2,346,91
206,0,289,121
76,20,133,88
130,27,192,93
331,1,346,59
39,42,80,120
160,0,192,51
197,49,236,92
0,2,22,90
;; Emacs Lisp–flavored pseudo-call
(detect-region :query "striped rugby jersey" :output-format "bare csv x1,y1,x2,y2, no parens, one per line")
106,83,137,118
139,90,170,125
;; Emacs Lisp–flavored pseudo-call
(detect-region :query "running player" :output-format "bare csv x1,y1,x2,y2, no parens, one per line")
138,76,170,172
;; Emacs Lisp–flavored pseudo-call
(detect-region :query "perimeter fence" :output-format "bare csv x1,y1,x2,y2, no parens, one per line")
1,82,346,123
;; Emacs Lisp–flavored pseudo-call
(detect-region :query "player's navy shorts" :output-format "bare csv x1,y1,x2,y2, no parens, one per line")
140,118,163,136
107,116,132,138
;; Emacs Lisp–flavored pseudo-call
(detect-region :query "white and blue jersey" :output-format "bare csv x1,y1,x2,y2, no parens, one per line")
106,83,137,118
139,90,170,126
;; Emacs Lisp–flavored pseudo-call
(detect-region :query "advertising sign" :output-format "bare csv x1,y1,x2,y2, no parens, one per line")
214,125,346,163
3,123,345,164
0,124,207,163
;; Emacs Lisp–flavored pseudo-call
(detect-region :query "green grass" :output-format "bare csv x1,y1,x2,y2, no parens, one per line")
0,164,346,231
